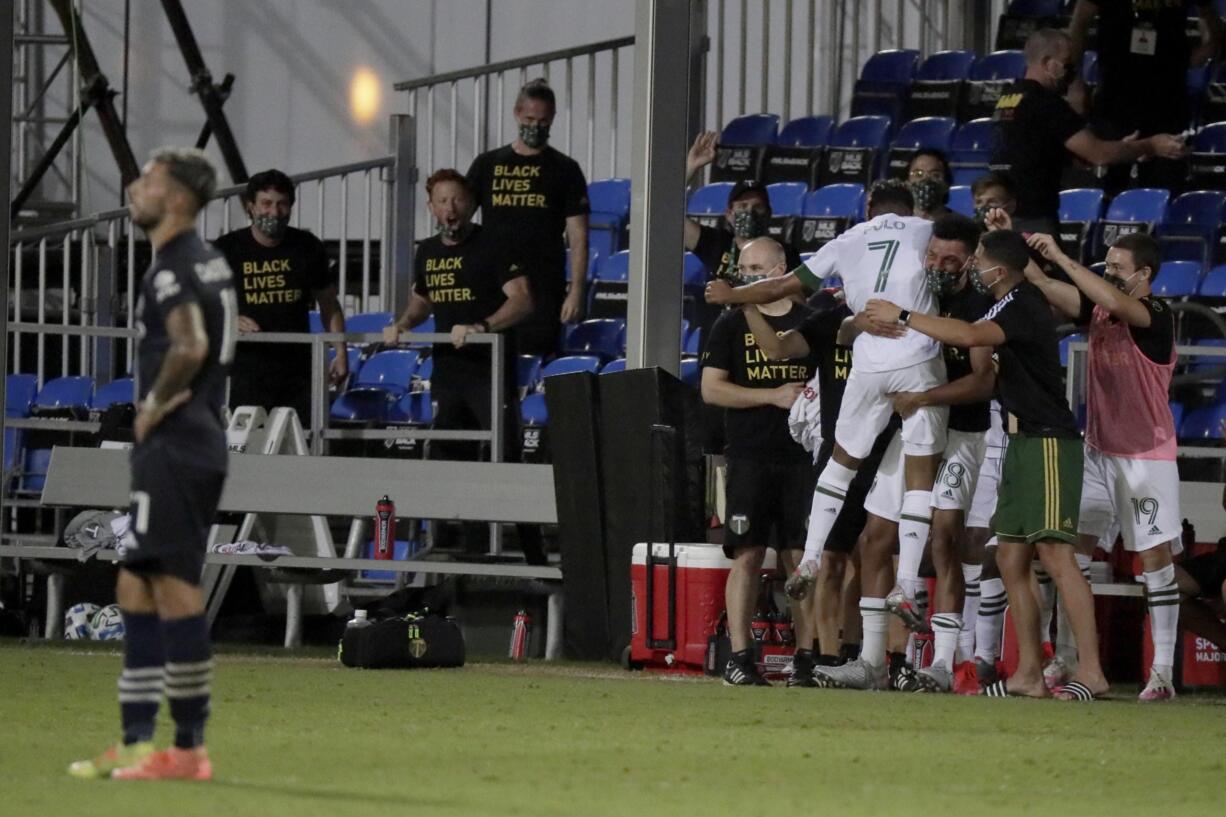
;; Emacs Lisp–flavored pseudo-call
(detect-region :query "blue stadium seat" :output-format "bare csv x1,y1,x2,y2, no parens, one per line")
517,355,543,392
720,113,780,145
948,185,973,216
90,377,135,409
565,247,600,282
859,49,922,83
687,182,735,229
542,355,601,379
601,358,627,375
410,353,431,384
852,50,920,123
594,250,630,282
682,252,707,291
1180,402,1226,440
1153,261,1202,298
308,310,324,333
521,392,549,425
710,114,780,183
1158,190,1226,268
916,49,977,81
1095,188,1170,258
820,116,892,187
683,327,701,356
887,116,957,178
776,115,835,147
766,182,807,241
792,183,865,252
562,319,625,360
5,373,38,417
33,375,93,416
386,389,434,426
20,447,52,493
1188,124,1226,188
329,349,419,422
961,51,1025,121
762,115,836,186
346,312,393,334
1058,188,1105,262
1200,265,1226,296
679,357,701,388
949,118,997,185
1188,338,1226,373
908,51,977,120
1005,0,1063,14
1081,50,1098,86
587,178,631,258
1169,401,1185,432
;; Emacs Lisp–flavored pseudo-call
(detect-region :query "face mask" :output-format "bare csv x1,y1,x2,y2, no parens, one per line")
910,178,949,212
731,209,768,240
436,221,468,241
924,264,961,296
253,213,290,240
519,122,551,149
1105,270,1142,295
1054,62,1077,96
970,263,1004,295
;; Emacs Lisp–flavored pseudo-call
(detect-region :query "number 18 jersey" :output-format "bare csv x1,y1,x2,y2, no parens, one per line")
796,214,939,373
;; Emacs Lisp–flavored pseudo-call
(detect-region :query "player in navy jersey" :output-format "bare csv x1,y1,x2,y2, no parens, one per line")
71,148,236,781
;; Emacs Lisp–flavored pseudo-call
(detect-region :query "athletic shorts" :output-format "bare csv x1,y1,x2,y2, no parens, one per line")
967,453,1002,531
813,433,889,555
864,431,904,523
1078,446,1182,554
834,356,948,459
933,429,987,513
122,434,227,585
723,456,817,557
994,434,1082,546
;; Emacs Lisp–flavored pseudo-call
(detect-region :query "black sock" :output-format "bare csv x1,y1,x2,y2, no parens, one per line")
119,611,165,745
163,615,213,750
838,642,861,664
816,653,840,666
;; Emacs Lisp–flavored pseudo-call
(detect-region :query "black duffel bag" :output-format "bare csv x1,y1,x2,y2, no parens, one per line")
338,613,465,669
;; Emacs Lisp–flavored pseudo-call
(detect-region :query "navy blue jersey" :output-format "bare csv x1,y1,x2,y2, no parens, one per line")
135,230,237,440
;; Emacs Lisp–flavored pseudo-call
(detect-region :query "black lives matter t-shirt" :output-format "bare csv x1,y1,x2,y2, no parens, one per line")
990,79,1085,222
797,290,853,443
466,145,589,305
702,303,818,461
980,281,1078,437
212,226,334,364
413,225,523,367
941,285,995,433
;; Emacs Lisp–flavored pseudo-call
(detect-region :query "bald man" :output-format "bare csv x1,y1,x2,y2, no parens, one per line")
700,237,821,687
990,28,1187,233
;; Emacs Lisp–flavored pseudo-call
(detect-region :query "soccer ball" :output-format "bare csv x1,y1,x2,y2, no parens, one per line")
64,603,101,639
90,604,125,641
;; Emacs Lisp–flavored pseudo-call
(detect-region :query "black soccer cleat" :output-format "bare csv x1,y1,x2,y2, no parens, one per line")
787,649,819,688
723,653,771,687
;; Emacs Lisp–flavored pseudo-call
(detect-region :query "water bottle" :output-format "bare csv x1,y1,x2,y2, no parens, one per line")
374,495,395,560
346,609,371,629
509,609,532,661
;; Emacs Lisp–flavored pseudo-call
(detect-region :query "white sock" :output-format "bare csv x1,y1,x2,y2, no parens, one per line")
860,597,888,668
1143,563,1179,676
897,491,931,588
802,461,857,565
976,577,1006,663
958,563,982,663
931,613,962,669
1035,563,1055,645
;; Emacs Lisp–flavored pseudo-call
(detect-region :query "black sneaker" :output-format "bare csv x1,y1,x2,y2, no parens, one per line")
723,652,770,686
787,649,818,688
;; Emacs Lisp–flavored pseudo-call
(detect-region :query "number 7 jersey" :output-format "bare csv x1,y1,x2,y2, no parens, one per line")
135,230,238,435
796,213,940,373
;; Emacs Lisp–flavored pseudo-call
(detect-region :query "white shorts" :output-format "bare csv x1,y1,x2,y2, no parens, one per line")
966,454,1002,531
932,430,988,513
834,356,949,460
1078,446,1182,554
863,431,904,523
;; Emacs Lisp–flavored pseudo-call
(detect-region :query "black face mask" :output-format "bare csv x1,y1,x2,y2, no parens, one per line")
910,178,949,212
731,209,768,239
1055,62,1077,96
519,122,551,149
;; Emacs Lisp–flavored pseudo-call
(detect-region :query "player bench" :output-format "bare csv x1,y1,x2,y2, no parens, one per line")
0,445,563,653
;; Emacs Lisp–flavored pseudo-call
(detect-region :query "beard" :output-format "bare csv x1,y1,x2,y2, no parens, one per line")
129,203,162,231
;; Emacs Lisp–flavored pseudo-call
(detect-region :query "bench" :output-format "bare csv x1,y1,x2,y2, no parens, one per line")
0,445,563,653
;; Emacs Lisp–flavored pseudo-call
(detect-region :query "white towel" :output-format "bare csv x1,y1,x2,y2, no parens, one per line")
787,373,824,456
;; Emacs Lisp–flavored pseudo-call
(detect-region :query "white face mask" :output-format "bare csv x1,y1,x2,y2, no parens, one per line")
1105,269,1143,296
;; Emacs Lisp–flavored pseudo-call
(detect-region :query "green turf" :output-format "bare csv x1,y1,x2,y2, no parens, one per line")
1,640,1223,817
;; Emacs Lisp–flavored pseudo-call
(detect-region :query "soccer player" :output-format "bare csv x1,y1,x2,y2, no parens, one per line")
1024,231,1182,701
70,148,236,779
866,230,1109,700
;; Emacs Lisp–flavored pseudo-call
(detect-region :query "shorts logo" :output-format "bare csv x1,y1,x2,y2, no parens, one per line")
729,514,750,536
1062,518,1073,529
941,489,954,498
1148,525,1163,536
905,532,919,538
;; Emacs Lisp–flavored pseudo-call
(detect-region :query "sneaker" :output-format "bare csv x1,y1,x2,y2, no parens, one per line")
1042,655,1071,691
914,660,953,693
893,665,923,692
1138,669,1176,702
68,741,154,780
111,747,213,781
723,658,770,687
787,651,818,688
975,657,1001,686
784,559,819,600
953,660,982,696
885,586,931,633
813,657,889,690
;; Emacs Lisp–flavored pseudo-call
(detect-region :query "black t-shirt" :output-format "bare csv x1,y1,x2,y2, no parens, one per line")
212,226,334,365
466,145,589,303
797,290,853,443
702,303,819,461
990,79,1085,222
136,230,236,445
1076,291,1175,363
941,285,995,433
692,225,804,284
1090,0,1210,131
413,225,523,368
981,281,1079,437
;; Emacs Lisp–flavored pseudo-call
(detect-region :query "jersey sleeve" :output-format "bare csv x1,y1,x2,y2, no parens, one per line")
562,158,590,218
701,312,736,371
985,295,1033,343
794,238,838,292
149,263,199,317
1128,296,1176,364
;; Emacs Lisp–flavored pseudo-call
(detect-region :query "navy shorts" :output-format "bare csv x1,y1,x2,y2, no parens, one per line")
122,433,226,585
723,457,816,557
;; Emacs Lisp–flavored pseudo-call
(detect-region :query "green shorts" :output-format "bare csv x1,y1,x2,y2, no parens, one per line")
995,434,1082,545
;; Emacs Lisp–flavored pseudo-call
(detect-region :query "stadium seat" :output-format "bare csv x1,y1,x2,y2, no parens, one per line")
710,113,780,183
1201,60,1226,126
5,373,38,417
949,118,997,185
995,1,1066,51
679,357,701,388
1058,188,1105,262
961,51,1025,121
517,355,543,393
521,392,549,425
1095,188,1170,259
594,250,630,282
1188,338,1226,372
1158,190,1226,268
766,182,807,241
587,178,631,258
1169,401,1185,432
1188,123,1226,189
308,310,324,333
1200,264,1226,296
3,427,21,477
682,252,707,292
601,358,627,375
819,116,892,187
329,349,419,423
565,247,601,283
886,116,957,179
346,312,393,335
32,375,93,419
542,355,602,379
1188,63,1213,124
562,319,625,360
948,185,974,216
1180,402,1226,440
851,50,920,124
790,184,865,252
686,182,735,229
907,50,977,120
1152,261,1202,298
90,377,135,410
19,447,52,493
1081,50,1098,88
589,251,630,319
683,326,702,356
762,115,835,186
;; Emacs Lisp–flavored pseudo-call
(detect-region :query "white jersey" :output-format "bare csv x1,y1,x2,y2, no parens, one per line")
798,214,940,373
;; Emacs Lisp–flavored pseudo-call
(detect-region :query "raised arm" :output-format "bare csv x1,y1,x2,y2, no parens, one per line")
1027,233,1151,326
741,304,811,360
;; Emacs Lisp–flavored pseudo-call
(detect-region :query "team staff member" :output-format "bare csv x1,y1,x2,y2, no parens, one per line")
701,238,817,687
990,28,1187,233
867,229,1109,700
71,148,235,780
467,79,589,356
382,169,544,565
213,169,347,423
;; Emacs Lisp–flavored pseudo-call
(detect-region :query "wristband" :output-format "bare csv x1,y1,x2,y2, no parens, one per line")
897,309,911,326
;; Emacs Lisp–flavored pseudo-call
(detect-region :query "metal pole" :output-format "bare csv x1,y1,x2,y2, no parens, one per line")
829,0,843,118
760,0,769,112
806,0,815,114
782,0,792,123
874,0,884,53
1,4,13,522
387,115,417,323
611,48,619,177
715,0,724,134
737,0,747,115
897,0,905,48
487,332,504,555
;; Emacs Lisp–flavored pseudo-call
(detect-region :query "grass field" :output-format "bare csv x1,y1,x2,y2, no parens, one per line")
1,640,1223,817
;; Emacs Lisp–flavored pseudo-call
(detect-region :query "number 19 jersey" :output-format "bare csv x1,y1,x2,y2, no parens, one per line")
796,214,939,373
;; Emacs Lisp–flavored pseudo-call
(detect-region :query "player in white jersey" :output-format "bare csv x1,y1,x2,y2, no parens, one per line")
962,400,1008,683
